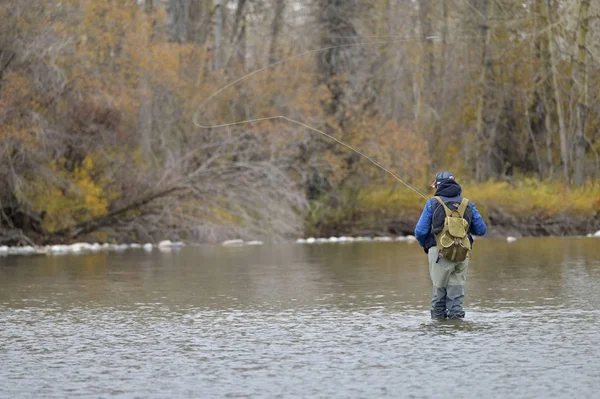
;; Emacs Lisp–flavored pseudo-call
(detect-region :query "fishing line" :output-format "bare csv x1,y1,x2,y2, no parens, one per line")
193,36,456,201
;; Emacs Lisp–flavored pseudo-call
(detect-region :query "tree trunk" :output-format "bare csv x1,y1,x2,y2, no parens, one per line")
317,0,358,118
213,0,222,70
439,0,449,146
541,0,569,184
144,0,153,14
535,0,555,178
573,0,590,186
411,3,423,126
236,22,246,68
138,0,155,159
529,0,550,179
417,0,437,152
168,0,212,44
187,0,212,44
231,0,247,67
418,0,436,96
268,0,286,64
167,0,188,43
231,0,247,41
474,0,492,181
524,98,544,179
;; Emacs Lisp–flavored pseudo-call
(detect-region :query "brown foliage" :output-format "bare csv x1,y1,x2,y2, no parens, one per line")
1,0,599,244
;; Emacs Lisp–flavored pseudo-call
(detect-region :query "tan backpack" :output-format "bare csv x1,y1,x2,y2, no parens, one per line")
433,197,471,262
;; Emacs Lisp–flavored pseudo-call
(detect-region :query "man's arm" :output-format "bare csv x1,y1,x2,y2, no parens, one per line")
469,203,487,236
414,199,433,248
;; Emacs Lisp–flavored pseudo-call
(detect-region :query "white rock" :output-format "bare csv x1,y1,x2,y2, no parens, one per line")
328,236,339,242
33,247,47,255
306,237,316,244
222,239,243,246
338,236,354,242
316,238,328,243
172,241,185,248
246,240,264,246
17,246,36,255
0,246,8,253
295,238,307,244
507,236,518,242
593,230,600,237
90,243,101,251
143,243,153,252
129,243,142,249
14,246,43,255
405,235,417,241
71,243,92,252
49,245,69,253
395,236,407,241
158,246,172,253
158,240,174,248
101,243,111,250
114,244,129,251
375,236,392,242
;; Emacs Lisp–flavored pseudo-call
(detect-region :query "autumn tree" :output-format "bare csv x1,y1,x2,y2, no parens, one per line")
1,0,599,244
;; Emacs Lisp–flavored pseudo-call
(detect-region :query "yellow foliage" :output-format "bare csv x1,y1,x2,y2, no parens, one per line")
23,154,120,233
463,180,600,217
356,179,600,225
209,205,244,226
73,157,109,217
66,0,142,114
355,184,426,221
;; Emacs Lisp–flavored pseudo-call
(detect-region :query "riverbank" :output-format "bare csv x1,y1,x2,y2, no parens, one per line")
1,181,599,249
0,240,185,257
2,231,600,257
307,180,600,239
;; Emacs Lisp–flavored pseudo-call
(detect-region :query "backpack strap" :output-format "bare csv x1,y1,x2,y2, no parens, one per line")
433,196,452,216
457,198,469,218
435,196,469,218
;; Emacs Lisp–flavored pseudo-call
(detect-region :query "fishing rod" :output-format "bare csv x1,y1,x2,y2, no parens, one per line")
193,37,442,201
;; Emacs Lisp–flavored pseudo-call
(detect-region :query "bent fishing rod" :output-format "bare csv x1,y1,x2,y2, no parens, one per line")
193,37,442,202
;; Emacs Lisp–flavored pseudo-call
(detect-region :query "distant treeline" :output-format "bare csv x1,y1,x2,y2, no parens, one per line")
1,0,599,245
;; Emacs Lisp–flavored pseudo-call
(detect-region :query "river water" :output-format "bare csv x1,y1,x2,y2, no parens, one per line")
1,238,599,398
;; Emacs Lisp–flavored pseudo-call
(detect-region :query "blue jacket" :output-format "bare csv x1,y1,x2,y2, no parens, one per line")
414,181,487,250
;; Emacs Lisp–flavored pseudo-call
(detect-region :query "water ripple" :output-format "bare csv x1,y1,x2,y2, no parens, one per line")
1,305,599,398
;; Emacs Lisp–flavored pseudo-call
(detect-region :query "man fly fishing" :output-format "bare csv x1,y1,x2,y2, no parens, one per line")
194,40,486,321
415,171,487,320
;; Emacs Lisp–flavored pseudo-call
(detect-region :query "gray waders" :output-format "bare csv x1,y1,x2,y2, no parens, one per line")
427,246,468,319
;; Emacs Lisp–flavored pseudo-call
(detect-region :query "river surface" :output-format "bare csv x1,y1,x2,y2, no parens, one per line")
1,237,600,398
